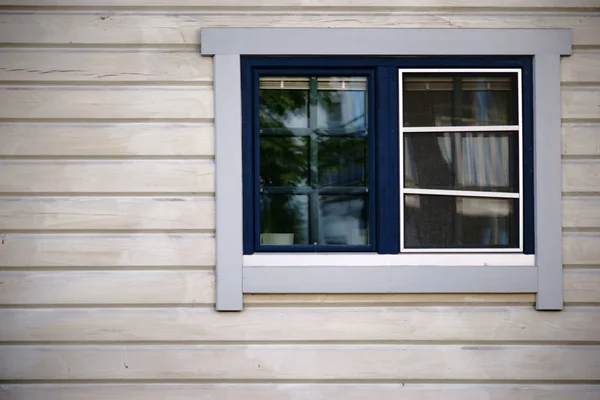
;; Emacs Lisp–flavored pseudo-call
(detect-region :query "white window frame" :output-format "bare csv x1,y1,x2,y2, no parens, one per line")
398,68,524,253
201,28,572,311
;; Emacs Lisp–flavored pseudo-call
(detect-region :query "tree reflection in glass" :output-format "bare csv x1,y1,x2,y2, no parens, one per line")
258,76,369,246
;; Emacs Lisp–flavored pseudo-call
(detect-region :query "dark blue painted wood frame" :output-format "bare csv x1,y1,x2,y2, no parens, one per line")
241,56,534,255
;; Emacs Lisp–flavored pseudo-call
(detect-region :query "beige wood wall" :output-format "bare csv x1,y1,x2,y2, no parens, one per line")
0,1,599,399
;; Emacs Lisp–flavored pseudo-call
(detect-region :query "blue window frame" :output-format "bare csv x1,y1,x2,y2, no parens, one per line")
241,56,534,255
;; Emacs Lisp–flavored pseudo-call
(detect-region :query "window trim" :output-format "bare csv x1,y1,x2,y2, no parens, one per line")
201,28,572,311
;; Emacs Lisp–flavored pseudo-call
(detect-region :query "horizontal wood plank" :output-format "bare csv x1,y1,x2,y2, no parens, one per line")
1,344,599,381
563,197,600,228
0,86,592,121
1,384,599,400
563,233,600,266
0,50,212,83
1,0,599,8
562,88,600,120
0,14,596,46
563,161,600,194
0,87,212,120
0,234,214,267
0,123,214,157
0,160,214,193
562,123,600,156
0,197,214,231
0,270,214,306
564,269,600,304
1,307,598,343
561,50,600,83
0,268,595,306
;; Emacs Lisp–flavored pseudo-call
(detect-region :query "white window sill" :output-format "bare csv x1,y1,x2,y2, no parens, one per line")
244,253,535,268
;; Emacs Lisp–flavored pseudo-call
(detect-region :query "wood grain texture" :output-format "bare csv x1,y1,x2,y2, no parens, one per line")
564,269,600,304
561,51,600,83
0,123,214,156
0,14,596,46
1,344,599,381
0,234,214,267
0,160,214,193
562,123,600,156
0,269,596,306
1,384,599,400
1,0,599,8
0,197,214,231
0,270,214,305
563,161,600,193
1,307,598,342
0,50,212,83
563,233,600,265
0,87,212,120
562,88,600,120
563,197,600,228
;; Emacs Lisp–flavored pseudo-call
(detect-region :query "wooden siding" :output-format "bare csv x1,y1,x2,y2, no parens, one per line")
0,2,599,400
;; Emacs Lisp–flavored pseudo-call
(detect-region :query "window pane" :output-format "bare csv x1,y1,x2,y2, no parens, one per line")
317,78,367,132
260,194,309,245
404,131,517,192
259,85,309,130
404,194,518,247
403,73,518,127
318,136,367,186
319,195,369,245
260,136,309,187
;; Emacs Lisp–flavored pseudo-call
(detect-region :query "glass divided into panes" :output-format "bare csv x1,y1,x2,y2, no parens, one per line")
404,131,518,193
400,69,523,251
404,194,518,248
258,75,370,247
402,73,519,127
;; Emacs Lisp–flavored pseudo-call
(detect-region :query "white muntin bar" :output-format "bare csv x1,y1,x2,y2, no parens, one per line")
403,187,520,199
403,125,519,133
517,69,524,251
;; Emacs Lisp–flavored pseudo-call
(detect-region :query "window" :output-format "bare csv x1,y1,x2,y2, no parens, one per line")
202,28,571,311
243,62,534,256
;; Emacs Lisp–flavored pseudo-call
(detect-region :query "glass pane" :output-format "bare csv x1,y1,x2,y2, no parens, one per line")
259,82,309,130
403,73,518,127
404,194,518,248
317,79,367,132
260,194,309,245
260,136,309,187
404,131,517,192
319,195,369,245
318,136,367,186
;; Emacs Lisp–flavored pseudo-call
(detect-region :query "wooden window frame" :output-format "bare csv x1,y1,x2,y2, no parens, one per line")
200,28,572,311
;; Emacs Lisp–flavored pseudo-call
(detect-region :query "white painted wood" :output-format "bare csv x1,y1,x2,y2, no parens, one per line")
562,124,600,156
0,14,596,46
562,51,600,83
0,123,214,157
563,233,600,266
245,254,534,267
402,188,520,199
2,0,599,8
563,197,600,228
1,384,599,400
0,234,214,267
0,271,215,305
0,268,595,306
563,161,600,193
0,197,214,231
1,307,599,343
0,50,212,82
565,270,600,304
562,88,600,120
1,345,599,381
403,125,520,132
0,161,214,193
0,87,213,120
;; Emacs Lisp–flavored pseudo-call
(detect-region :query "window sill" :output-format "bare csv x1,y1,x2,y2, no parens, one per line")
243,254,536,294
